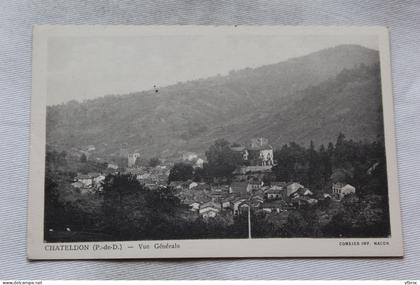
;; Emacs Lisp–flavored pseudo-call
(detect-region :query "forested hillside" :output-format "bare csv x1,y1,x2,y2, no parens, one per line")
46,45,383,158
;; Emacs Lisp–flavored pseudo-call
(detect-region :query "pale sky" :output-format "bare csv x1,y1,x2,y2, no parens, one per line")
47,34,378,105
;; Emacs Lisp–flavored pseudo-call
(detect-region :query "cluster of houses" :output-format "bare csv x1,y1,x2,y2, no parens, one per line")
71,172,106,194
169,178,356,220
182,151,205,168
71,163,172,194
166,137,356,220
69,137,357,223
127,165,171,189
69,147,202,194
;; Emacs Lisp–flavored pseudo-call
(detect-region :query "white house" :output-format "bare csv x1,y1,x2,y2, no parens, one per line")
86,145,96,151
259,148,273,166
88,173,105,185
199,207,220,218
231,138,274,166
265,185,285,200
189,202,200,212
107,163,119,170
195,158,204,168
222,200,233,209
233,198,247,215
77,174,93,187
332,183,356,199
199,201,221,218
248,144,274,166
238,202,250,215
128,152,140,167
183,152,198,161
189,182,199,189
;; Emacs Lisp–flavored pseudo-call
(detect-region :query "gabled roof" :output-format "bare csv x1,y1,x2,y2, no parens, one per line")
341,184,356,191
239,202,250,208
77,174,92,180
231,146,246,152
199,207,220,213
286,182,304,196
222,196,236,203
268,185,284,191
233,198,247,205
71,181,84,188
296,188,313,196
265,188,285,195
251,196,264,203
271,181,287,187
261,200,287,209
293,196,318,205
248,144,273,151
200,201,221,210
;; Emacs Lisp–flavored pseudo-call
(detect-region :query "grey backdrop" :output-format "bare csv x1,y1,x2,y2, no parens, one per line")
1,0,419,280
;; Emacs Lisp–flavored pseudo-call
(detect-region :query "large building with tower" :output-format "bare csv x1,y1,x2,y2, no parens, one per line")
231,137,274,167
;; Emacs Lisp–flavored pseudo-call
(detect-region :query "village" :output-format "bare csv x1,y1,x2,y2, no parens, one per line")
68,137,357,226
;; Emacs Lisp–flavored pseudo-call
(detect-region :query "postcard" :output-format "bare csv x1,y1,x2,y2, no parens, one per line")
28,25,403,259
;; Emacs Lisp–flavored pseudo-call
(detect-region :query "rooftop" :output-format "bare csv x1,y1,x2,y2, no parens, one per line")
231,146,246,152
261,200,287,208
248,145,273,151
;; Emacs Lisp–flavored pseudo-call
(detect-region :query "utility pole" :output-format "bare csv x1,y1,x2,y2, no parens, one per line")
247,192,254,239
248,204,251,239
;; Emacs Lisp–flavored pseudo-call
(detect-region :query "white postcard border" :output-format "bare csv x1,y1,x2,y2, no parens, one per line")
27,25,403,259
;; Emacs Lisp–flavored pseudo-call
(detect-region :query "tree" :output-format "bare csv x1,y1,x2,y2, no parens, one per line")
272,145,292,181
205,139,243,179
318,144,332,189
44,170,60,236
283,211,310,237
193,166,207,182
272,142,307,182
115,156,128,169
168,162,194,182
101,173,155,239
330,168,352,184
148,157,161,167
307,140,322,190
332,133,358,170
101,173,194,240
80,153,87,163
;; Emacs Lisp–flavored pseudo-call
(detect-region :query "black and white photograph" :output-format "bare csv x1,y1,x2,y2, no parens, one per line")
27,26,403,259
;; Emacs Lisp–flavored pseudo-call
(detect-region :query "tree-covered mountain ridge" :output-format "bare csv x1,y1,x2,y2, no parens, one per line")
46,44,383,158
